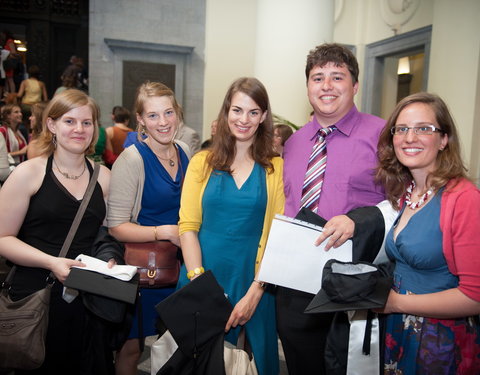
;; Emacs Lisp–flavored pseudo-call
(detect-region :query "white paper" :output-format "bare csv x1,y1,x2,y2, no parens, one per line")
257,214,352,294
72,254,137,281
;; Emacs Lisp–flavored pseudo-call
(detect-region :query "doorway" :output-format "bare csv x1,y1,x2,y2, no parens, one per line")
362,25,432,118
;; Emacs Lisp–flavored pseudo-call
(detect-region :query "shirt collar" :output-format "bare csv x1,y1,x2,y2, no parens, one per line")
310,105,359,137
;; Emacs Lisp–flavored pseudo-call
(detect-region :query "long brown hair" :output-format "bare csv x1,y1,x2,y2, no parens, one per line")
207,77,276,175
376,92,468,209
1,104,21,130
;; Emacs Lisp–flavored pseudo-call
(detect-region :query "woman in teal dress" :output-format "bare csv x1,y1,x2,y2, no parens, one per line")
376,93,480,374
178,77,285,375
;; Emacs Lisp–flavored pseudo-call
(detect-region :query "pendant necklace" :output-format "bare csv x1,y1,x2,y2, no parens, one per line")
53,158,86,180
151,144,175,167
405,180,433,210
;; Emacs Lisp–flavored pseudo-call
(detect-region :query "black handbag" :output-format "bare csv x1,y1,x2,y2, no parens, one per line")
0,163,100,370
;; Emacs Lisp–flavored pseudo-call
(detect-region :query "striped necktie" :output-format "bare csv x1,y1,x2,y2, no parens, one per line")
300,126,336,213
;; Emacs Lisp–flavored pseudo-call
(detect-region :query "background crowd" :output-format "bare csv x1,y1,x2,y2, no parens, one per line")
0,41,479,375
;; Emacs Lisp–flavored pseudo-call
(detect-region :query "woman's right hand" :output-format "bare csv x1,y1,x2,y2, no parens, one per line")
50,257,85,283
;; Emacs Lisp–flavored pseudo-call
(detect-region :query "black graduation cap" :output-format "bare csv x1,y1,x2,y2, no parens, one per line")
154,270,233,375
305,259,392,314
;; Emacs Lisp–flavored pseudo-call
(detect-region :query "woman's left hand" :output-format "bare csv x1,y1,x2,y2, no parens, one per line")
107,258,117,268
225,284,264,331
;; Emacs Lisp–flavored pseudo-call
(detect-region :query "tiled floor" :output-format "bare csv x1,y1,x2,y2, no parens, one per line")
139,335,288,374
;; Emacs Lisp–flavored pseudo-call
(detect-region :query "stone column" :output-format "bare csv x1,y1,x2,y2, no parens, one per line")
254,0,335,126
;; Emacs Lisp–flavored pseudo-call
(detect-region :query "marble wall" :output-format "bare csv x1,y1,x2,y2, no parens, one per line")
89,0,206,134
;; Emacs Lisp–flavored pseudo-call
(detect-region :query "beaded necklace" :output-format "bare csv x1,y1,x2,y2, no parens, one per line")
53,158,86,180
405,180,433,210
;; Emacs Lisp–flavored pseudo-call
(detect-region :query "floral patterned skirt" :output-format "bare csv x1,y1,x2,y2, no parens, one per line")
384,313,480,374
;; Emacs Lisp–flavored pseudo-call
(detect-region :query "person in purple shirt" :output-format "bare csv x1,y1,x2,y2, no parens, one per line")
277,43,386,375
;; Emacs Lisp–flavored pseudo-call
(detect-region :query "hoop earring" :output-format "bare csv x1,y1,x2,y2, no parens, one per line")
52,134,57,148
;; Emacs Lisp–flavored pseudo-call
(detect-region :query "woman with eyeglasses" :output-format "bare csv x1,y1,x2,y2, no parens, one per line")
376,92,480,373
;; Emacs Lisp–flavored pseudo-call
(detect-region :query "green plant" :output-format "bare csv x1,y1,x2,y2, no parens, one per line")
272,114,300,130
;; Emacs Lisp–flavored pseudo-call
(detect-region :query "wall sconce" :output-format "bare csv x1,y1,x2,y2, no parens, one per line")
397,56,410,75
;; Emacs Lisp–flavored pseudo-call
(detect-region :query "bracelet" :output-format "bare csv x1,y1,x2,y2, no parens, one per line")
187,267,205,280
253,279,266,288
153,226,159,241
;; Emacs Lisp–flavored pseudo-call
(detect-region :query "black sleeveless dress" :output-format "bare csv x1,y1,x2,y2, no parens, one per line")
11,155,108,375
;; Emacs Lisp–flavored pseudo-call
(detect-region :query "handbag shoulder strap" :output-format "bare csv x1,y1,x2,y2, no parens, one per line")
57,162,100,259
2,162,100,288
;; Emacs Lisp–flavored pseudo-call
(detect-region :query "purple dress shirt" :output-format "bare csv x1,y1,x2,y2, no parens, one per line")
283,105,386,220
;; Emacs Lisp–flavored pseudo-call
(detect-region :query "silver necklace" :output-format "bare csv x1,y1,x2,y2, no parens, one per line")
405,180,433,210
53,158,86,180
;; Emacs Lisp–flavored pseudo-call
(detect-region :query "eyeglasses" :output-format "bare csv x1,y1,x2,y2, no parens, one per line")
390,125,444,136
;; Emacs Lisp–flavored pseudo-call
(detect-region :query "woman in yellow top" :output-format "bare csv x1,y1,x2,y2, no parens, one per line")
17,65,48,124
178,77,284,375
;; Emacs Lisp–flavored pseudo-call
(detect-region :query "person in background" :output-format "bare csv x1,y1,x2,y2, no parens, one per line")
27,101,48,159
17,65,48,124
61,55,81,88
200,119,217,150
178,77,284,375
104,106,131,167
273,124,293,157
1,30,17,94
0,104,27,165
277,43,386,375
87,123,111,166
54,75,76,97
375,92,480,374
0,89,112,374
0,134,11,183
0,45,10,101
107,81,190,375
175,122,201,154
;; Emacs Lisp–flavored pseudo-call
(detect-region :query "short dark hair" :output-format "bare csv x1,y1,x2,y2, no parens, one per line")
28,65,41,79
305,43,359,84
274,124,294,146
112,106,131,124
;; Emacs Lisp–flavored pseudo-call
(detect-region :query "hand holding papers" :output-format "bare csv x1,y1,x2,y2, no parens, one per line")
73,254,137,281
64,254,139,304
257,215,352,295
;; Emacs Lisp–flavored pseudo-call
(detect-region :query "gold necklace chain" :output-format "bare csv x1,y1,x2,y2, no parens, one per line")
150,144,176,167
53,158,86,180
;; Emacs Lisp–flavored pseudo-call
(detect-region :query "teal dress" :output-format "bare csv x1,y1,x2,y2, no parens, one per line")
177,163,279,375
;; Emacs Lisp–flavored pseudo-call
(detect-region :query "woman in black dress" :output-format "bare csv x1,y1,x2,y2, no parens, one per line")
0,89,112,374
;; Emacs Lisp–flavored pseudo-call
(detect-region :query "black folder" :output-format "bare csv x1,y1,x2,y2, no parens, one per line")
64,268,139,304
